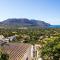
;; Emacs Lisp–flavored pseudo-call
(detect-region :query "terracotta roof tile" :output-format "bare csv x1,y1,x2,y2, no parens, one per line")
3,43,31,60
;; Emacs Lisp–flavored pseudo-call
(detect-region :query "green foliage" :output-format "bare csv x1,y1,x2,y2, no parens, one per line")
0,53,9,60
41,37,60,60
1,28,60,59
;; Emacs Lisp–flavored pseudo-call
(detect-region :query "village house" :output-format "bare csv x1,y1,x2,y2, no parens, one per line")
0,35,9,43
0,35,5,39
6,35,16,41
0,35,16,43
2,43,33,60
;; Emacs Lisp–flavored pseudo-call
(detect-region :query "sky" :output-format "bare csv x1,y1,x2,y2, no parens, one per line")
0,0,60,25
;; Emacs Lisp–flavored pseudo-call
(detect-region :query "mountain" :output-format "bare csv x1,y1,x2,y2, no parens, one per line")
0,18,50,28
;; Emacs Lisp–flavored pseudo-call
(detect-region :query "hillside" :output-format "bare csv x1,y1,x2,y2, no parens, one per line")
0,18,50,28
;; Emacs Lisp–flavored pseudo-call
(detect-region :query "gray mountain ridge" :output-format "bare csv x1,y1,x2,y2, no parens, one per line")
0,18,50,28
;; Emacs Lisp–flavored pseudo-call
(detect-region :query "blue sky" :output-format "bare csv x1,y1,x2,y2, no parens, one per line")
0,0,60,25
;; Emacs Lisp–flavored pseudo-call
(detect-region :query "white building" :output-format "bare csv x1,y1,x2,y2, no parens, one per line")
0,35,5,39
7,36,16,41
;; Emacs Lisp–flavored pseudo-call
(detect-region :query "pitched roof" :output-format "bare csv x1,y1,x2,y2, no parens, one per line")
3,43,31,60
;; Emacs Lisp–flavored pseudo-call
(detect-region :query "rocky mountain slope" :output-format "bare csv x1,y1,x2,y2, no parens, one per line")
0,18,50,28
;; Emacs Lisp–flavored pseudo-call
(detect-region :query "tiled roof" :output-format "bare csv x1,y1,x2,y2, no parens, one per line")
3,43,31,60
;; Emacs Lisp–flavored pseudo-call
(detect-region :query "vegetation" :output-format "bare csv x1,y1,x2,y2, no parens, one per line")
41,37,60,60
0,28,60,60
0,53,9,60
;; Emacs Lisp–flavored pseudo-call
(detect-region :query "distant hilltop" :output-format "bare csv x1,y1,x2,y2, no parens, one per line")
0,18,50,28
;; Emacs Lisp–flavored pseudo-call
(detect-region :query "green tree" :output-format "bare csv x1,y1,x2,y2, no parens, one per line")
0,53,9,60
41,37,60,60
